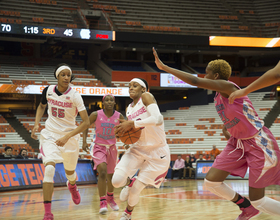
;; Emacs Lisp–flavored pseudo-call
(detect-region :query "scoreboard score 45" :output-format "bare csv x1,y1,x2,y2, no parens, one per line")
0,23,115,41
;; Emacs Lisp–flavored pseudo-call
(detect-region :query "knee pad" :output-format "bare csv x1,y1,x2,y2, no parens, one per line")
43,165,55,183
204,179,235,201
65,172,77,182
251,196,280,216
127,180,146,207
112,170,128,188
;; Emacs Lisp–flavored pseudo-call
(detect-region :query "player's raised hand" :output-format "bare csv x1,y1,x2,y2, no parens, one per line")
228,88,247,104
153,47,165,70
31,124,39,140
82,142,89,153
55,135,69,147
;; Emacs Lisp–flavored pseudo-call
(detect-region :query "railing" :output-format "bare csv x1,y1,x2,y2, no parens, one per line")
101,9,114,31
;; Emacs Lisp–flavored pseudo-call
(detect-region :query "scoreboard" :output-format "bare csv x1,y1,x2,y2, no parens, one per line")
0,23,115,41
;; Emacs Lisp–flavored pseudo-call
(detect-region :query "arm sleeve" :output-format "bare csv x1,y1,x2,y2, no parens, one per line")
41,86,48,104
73,92,86,112
134,103,163,128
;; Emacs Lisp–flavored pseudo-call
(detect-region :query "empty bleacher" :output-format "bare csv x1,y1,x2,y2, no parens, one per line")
162,92,276,155
0,56,105,87
0,0,82,28
0,115,33,156
88,0,258,36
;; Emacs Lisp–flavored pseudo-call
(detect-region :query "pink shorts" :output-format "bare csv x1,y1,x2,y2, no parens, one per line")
92,144,117,174
213,126,280,188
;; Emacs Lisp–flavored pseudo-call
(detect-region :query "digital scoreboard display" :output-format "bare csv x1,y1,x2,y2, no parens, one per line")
0,23,115,41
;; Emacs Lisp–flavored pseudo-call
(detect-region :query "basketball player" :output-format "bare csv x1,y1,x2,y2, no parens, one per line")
82,94,124,214
153,48,280,219
228,61,280,103
112,78,170,220
31,63,90,220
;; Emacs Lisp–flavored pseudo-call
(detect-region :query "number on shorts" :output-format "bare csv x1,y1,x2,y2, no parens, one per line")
51,107,65,118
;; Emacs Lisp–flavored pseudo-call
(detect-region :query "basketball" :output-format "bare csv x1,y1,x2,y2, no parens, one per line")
119,128,141,145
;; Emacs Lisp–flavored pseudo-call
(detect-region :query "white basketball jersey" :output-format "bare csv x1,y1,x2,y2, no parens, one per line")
126,97,166,150
45,85,86,133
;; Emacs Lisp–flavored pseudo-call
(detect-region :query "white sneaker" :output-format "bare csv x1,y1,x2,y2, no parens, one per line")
120,212,131,220
120,186,129,202
120,178,136,202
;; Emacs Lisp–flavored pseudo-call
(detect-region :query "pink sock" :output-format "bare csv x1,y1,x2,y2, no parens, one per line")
100,196,106,201
125,208,132,215
69,183,76,188
107,192,113,197
128,178,136,187
44,202,51,214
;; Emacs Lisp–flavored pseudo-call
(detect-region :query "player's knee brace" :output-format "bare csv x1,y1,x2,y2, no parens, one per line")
65,171,77,182
43,165,55,183
112,170,128,188
251,196,280,215
127,180,146,207
204,179,235,201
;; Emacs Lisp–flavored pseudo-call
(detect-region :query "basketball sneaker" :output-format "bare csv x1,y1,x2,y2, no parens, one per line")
120,212,131,220
67,181,81,205
120,178,136,202
106,194,119,211
43,213,54,220
236,205,261,220
99,200,108,215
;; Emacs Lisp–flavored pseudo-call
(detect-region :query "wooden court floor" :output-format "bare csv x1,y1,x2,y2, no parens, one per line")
1,179,280,220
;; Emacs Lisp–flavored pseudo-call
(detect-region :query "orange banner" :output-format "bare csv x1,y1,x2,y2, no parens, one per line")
210,36,280,47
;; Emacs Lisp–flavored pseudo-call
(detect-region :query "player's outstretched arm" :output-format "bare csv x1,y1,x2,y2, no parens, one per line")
153,47,237,96
31,102,47,140
82,111,97,152
229,61,280,104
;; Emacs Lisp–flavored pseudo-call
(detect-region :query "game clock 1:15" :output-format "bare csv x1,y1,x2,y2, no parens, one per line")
23,26,39,34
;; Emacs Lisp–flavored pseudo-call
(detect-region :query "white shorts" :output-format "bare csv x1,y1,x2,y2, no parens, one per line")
115,144,170,188
39,129,80,171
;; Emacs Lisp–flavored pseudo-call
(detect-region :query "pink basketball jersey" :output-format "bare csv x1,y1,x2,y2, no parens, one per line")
94,109,120,145
214,81,264,139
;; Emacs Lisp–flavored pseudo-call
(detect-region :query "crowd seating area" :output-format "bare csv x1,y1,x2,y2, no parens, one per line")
0,115,33,156
0,56,105,87
0,0,82,28
162,92,277,156
87,0,280,37
0,0,279,37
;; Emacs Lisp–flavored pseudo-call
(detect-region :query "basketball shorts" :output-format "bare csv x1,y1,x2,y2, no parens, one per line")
90,143,118,174
39,129,80,171
212,127,280,188
115,144,170,188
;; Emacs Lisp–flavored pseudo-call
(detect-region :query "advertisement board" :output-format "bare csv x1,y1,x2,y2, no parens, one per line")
160,73,197,88
196,160,249,180
0,160,97,191
0,84,129,96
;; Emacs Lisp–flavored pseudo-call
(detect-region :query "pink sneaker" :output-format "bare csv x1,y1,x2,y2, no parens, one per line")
236,205,261,220
43,213,54,220
99,200,108,215
67,181,81,205
106,195,119,211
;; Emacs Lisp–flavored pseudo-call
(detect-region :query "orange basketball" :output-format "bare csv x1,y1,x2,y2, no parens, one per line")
119,128,141,145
